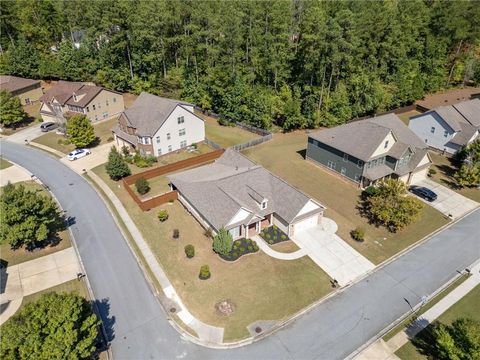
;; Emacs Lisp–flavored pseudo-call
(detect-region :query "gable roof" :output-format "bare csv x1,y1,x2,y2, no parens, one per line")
309,113,426,162
169,149,325,230
39,80,120,107
453,99,480,127
122,92,196,136
0,75,40,93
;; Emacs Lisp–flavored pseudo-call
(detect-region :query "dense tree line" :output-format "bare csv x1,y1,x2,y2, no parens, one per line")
1,0,479,130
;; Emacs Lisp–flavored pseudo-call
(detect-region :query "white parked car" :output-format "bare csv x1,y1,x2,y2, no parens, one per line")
67,149,91,161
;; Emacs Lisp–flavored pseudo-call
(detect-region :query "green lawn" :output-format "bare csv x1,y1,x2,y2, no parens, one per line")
395,284,480,360
20,279,89,309
198,112,259,148
243,131,450,264
0,158,13,170
0,103,42,136
92,163,332,342
429,151,480,202
0,181,72,266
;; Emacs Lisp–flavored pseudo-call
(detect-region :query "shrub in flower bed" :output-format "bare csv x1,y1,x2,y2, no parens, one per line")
219,238,259,261
260,225,290,245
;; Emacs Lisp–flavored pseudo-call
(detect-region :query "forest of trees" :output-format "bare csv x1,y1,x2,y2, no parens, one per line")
1,0,479,130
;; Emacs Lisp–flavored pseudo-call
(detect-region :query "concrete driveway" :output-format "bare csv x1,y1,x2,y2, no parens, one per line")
4,123,44,144
60,142,114,173
411,178,478,220
292,218,375,286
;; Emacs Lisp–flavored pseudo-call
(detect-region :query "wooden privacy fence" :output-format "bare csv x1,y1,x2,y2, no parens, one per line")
122,148,225,211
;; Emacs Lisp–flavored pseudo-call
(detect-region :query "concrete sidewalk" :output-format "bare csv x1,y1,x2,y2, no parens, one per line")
252,235,307,260
0,247,81,325
354,260,480,360
87,170,224,344
0,163,32,186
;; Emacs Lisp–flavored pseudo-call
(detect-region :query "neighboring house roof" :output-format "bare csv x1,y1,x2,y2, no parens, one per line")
122,92,195,137
450,122,478,146
309,114,426,162
112,125,137,145
0,75,40,93
39,80,121,108
453,99,480,127
169,149,325,231
430,106,465,132
416,87,480,110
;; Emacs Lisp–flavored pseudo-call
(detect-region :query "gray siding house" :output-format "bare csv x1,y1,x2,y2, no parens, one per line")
408,99,480,154
306,114,432,188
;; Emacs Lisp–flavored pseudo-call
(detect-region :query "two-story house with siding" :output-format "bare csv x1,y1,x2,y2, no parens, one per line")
408,99,480,154
39,80,124,124
112,92,205,157
0,75,43,105
306,114,432,188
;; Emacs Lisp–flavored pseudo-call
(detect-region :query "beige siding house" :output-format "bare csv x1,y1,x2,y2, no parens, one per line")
39,80,124,124
0,75,43,105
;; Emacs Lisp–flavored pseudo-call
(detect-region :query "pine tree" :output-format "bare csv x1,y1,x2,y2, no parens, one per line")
105,147,131,181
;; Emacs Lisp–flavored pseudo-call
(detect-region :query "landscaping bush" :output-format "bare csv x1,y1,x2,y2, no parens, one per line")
260,226,290,245
350,227,365,242
428,168,437,177
199,265,210,280
191,143,198,149
219,238,259,261
213,228,233,256
173,229,180,239
135,177,150,195
107,136,114,142
184,244,195,258
157,209,169,222
121,146,130,156
204,228,213,238
146,155,157,164
362,185,378,199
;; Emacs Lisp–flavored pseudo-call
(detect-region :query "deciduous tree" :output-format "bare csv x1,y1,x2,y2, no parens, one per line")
66,114,96,148
0,90,28,128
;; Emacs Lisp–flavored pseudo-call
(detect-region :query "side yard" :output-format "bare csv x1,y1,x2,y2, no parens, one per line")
243,131,450,264
92,163,332,342
0,102,43,136
428,151,480,203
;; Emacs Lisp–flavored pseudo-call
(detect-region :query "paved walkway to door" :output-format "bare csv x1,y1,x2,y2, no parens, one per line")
252,235,307,260
292,218,375,286
411,178,478,220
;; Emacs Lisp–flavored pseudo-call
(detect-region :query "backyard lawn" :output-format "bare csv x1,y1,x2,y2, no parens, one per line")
395,284,480,360
429,151,480,202
0,181,72,266
197,112,260,148
0,158,13,170
243,131,450,264
397,110,421,125
92,163,332,342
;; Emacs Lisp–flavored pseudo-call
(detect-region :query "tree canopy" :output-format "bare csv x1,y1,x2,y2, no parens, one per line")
0,182,64,250
66,114,96,148
105,146,131,180
0,292,99,360
0,90,28,128
1,0,479,130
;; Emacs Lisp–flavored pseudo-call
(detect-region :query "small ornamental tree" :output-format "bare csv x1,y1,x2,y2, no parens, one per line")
66,114,96,148
0,90,28,128
199,265,211,280
454,164,480,188
0,182,64,250
212,228,233,256
157,209,169,222
184,244,195,258
105,147,131,180
0,292,99,360
135,177,150,195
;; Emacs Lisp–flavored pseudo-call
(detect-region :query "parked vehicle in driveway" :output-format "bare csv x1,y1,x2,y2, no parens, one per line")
40,122,58,132
67,149,91,161
409,185,438,202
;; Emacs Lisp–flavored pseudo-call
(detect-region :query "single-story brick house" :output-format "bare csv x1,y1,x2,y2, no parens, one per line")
168,149,326,239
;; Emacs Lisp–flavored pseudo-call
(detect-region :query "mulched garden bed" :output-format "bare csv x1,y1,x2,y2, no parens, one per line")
219,238,259,261
260,225,290,245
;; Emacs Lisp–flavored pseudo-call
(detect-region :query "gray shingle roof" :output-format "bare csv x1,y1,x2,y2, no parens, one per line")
0,75,40,93
169,149,325,230
453,99,480,127
309,113,426,162
122,92,195,136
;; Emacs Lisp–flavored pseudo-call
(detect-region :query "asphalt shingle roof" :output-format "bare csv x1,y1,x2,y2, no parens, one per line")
453,99,480,127
0,75,40,93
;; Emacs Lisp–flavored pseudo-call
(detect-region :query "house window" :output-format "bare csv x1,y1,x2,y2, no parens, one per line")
180,140,187,148
93,104,96,111
261,200,267,210
156,136,160,143
167,133,171,140
357,160,364,169
145,137,151,144
168,145,172,152
98,103,101,109
25,98,30,104
327,160,335,169
86,106,89,112
340,167,347,176
425,138,428,143
228,226,240,238
95,115,98,121
178,116,185,124
343,154,348,162
354,174,361,182
430,126,435,134
444,130,448,138
103,112,109,119
157,148,162,156
179,128,186,136
73,94,77,102
113,97,116,103
106,100,109,106
384,140,389,149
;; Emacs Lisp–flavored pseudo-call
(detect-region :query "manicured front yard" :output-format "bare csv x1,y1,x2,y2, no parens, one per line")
20,279,89,309
395,284,480,360
0,158,13,170
243,131,450,264
429,151,480,203
92,163,332,341
0,181,72,266
197,112,260,148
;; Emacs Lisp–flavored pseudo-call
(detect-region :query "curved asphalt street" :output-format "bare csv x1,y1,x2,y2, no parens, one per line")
1,139,479,360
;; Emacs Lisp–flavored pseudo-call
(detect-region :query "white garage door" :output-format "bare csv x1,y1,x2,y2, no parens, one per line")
293,215,318,234
410,168,429,184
